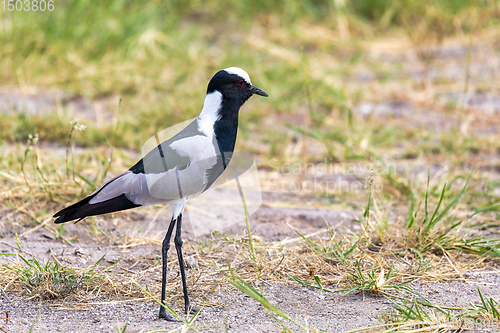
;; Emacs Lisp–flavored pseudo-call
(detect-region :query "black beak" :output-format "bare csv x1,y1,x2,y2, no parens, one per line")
250,86,269,97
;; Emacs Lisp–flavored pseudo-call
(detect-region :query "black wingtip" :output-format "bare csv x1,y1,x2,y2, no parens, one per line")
53,214,75,224
53,194,141,224
54,215,65,224
53,194,94,223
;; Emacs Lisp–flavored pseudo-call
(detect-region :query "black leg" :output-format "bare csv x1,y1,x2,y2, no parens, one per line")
174,213,197,315
159,215,177,321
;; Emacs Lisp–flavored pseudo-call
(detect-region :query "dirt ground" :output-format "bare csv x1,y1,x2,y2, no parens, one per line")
1,38,500,332
1,198,500,333
1,201,499,333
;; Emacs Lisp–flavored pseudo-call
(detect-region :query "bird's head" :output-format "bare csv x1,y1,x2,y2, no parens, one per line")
207,67,268,106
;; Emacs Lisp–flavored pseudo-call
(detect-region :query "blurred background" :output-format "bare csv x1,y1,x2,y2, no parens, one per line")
1,0,499,153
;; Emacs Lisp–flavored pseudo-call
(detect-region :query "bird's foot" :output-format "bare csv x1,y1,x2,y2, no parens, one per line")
185,304,199,316
159,305,178,321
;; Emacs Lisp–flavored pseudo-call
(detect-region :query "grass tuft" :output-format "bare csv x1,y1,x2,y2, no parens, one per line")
1,250,115,300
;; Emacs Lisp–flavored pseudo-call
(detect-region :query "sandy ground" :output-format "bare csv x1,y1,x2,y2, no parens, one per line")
1,220,499,333
1,188,499,332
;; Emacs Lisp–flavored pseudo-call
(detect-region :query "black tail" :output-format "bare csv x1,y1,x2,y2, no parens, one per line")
53,193,141,224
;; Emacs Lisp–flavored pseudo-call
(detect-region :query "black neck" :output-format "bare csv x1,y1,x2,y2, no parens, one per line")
213,97,241,155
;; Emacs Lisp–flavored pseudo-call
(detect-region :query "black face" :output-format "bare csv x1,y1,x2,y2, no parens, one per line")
207,70,268,106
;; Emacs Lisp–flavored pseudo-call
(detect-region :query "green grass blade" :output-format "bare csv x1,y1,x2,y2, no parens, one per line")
424,183,446,235
314,275,323,289
225,270,293,323
432,178,470,227
293,229,323,253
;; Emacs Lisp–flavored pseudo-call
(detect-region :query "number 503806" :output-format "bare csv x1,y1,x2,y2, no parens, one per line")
2,0,55,11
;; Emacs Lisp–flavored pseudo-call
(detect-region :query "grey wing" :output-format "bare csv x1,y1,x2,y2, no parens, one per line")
90,120,225,206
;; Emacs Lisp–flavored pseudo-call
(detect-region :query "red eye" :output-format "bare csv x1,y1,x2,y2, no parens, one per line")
237,80,245,86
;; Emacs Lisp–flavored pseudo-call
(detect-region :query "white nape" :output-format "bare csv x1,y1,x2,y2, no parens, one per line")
197,90,222,137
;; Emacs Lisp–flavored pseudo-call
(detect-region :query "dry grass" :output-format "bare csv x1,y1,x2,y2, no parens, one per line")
1,210,498,331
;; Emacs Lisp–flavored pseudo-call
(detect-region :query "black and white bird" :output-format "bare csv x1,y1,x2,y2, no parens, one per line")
53,67,268,320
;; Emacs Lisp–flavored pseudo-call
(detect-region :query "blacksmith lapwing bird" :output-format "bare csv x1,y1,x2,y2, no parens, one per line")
53,67,268,320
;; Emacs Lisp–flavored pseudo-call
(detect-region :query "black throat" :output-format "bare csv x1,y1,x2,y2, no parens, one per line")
213,97,241,166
